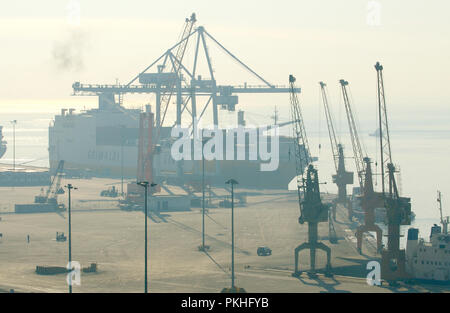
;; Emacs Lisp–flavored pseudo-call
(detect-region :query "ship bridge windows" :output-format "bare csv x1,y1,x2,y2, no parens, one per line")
88,150,120,161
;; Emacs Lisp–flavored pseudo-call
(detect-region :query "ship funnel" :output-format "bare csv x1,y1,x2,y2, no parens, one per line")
406,228,419,272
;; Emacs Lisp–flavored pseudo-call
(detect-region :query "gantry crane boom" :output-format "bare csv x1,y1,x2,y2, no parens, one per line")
34,160,65,206
339,80,365,190
289,75,311,190
47,160,65,201
320,82,339,172
289,74,310,214
340,79,383,253
159,13,197,129
375,62,394,196
320,82,353,210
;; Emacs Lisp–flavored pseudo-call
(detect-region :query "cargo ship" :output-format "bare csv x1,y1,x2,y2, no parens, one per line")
48,94,307,189
0,126,6,159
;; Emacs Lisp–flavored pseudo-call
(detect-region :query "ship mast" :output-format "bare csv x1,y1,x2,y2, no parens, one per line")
437,191,449,234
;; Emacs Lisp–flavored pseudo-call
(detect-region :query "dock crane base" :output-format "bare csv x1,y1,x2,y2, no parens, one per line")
293,237,332,277
380,249,409,282
292,219,333,277
356,224,383,254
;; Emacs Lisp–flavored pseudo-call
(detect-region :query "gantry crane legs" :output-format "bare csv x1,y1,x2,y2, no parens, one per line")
340,79,383,253
319,82,353,221
356,157,383,254
290,76,332,277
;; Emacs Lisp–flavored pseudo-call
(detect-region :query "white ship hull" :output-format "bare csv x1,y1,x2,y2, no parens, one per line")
49,102,300,188
406,226,450,282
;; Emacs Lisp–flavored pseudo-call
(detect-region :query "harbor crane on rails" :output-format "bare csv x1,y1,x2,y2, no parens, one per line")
340,79,384,254
290,75,332,277
319,82,353,220
374,62,412,282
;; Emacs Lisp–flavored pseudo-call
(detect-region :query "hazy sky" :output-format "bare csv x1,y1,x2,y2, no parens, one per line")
1,0,449,129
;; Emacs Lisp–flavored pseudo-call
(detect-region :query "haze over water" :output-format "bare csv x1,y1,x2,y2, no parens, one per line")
1,103,448,238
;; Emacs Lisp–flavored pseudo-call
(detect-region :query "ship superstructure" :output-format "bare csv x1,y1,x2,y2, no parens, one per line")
406,226,450,282
406,191,450,282
49,95,305,188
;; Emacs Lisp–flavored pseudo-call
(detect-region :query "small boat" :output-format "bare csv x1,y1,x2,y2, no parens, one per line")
369,128,381,137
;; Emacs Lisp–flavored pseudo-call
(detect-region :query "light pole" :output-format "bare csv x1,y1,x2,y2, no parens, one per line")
65,183,77,293
120,126,125,196
137,181,157,294
10,120,17,171
225,178,238,290
200,137,211,251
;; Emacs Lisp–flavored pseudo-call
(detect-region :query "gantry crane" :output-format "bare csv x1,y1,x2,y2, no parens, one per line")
340,79,383,253
437,191,449,234
72,13,299,131
72,13,299,182
319,82,353,220
290,75,331,277
375,62,412,282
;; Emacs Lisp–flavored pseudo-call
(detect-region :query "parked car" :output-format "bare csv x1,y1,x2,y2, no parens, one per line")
257,246,272,256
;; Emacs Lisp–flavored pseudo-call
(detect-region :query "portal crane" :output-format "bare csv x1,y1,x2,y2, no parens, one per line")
319,82,353,219
340,79,383,253
290,75,331,277
375,62,412,282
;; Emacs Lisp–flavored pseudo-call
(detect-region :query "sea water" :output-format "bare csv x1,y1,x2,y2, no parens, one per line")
1,107,448,246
